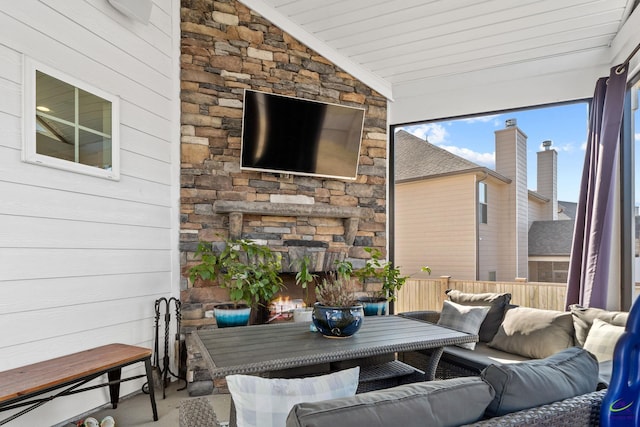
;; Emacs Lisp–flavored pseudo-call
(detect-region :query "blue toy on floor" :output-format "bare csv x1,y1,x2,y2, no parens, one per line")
600,297,640,426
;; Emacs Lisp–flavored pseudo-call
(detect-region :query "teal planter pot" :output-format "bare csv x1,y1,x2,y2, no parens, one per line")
358,297,388,316
214,304,251,328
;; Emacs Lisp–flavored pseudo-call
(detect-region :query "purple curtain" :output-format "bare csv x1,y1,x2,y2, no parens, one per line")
565,65,628,310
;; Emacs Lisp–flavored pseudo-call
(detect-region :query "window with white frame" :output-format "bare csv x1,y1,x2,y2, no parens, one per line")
23,59,120,179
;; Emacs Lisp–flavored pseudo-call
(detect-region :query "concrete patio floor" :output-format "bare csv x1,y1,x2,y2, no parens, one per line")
60,381,231,427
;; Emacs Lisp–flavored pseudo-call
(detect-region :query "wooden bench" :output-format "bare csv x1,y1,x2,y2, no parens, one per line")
0,343,158,425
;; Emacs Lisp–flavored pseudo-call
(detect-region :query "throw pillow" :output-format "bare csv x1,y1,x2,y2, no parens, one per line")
227,366,359,427
487,306,574,358
437,300,490,350
569,304,628,347
286,376,495,427
446,289,511,342
482,347,599,417
583,318,625,362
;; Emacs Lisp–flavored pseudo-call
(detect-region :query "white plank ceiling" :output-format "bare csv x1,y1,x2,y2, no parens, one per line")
243,0,640,122
259,0,636,84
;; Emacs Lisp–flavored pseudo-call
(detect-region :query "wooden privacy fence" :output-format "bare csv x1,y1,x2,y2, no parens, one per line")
395,277,568,314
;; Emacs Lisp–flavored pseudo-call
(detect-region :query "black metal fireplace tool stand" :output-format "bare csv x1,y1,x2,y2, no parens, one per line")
143,297,186,399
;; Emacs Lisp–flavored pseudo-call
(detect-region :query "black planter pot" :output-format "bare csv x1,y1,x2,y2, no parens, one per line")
312,303,364,338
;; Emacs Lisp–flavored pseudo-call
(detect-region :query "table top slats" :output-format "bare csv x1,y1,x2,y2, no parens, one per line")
0,343,151,403
194,316,476,377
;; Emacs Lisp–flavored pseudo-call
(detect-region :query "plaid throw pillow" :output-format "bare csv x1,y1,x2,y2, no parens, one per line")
437,300,490,350
583,318,625,362
226,366,359,427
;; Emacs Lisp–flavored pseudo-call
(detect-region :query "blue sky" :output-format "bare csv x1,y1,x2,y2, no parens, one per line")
398,102,592,203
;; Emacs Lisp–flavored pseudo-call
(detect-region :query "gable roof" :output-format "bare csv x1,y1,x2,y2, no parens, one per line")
528,220,575,256
558,201,578,220
394,129,510,184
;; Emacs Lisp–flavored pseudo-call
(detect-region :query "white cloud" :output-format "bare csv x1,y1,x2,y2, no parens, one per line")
460,114,502,124
439,145,495,168
636,132,640,142
540,142,576,152
402,123,448,144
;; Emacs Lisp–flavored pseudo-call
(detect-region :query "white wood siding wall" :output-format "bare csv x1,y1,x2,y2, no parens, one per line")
0,0,179,424
395,175,477,280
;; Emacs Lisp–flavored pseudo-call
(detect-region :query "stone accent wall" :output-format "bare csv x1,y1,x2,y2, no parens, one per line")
179,0,388,305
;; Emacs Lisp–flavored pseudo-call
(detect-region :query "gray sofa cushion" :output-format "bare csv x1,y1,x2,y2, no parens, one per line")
487,306,575,358
482,347,599,417
569,304,628,347
446,290,511,342
286,377,495,427
442,342,531,372
437,300,490,350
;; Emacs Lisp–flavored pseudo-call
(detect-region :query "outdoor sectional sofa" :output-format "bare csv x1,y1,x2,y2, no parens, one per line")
285,290,628,427
398,289,627,386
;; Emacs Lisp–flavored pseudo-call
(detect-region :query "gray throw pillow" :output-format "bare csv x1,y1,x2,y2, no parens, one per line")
569,304,628,347
482,347,599,417
437,300,489,350
446,290,511,342
286,376,495,427
487,306,574,359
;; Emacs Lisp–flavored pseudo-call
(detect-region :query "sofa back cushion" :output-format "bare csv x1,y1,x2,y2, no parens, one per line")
446,290,511,342
569,304,628,347
482,347,599,417
286,377,495,427
487,306,574,359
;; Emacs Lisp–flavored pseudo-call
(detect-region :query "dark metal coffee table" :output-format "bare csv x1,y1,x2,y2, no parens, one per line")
192,315,477,381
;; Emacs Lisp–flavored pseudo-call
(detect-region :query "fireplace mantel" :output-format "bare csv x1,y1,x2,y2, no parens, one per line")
213,200,374,245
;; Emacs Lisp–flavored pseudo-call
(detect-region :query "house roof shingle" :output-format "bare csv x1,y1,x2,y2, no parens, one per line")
528,220,575,256
394,130,481,181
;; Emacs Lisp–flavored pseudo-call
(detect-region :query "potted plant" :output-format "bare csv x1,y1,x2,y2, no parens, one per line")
312,269,364,338
354,247,431,316
188,238,284,327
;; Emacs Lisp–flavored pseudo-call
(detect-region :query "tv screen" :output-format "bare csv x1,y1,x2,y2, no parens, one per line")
240,89,365,180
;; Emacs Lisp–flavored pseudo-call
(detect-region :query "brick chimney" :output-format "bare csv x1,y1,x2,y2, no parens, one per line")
494,119,528,280
537,140,558,220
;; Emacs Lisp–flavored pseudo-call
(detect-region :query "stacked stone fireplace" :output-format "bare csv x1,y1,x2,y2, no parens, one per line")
179,0,388,395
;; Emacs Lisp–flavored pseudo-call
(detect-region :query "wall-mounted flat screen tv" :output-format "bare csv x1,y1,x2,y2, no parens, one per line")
240,89,365,180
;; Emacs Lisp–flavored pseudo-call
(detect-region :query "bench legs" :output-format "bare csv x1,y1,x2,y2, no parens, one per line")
106,358,157,421
107,368,122,409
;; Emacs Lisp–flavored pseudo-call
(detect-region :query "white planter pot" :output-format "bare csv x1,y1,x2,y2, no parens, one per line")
292,307,314,322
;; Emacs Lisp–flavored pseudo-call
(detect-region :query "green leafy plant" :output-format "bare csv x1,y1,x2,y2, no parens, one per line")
188,238,285,308
354,247,431,302
314,272,359,307
291,255,318,304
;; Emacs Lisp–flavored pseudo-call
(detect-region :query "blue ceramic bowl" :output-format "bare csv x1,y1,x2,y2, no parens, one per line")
312,303,364,338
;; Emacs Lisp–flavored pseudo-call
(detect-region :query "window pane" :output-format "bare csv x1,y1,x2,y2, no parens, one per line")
36,120,75,161
36,71,75,123
79,129,112,170
78,88,112,134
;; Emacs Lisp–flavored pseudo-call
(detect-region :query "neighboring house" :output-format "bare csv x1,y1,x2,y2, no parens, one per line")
395,121,573,282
